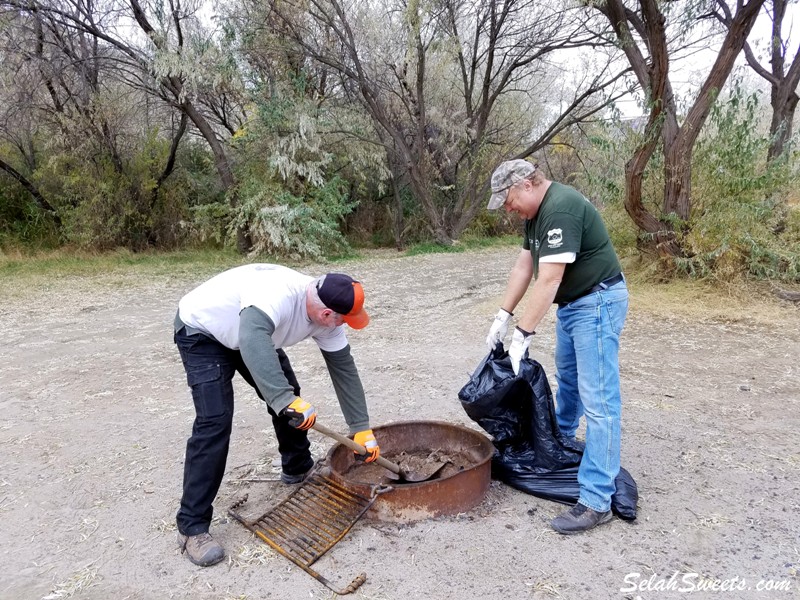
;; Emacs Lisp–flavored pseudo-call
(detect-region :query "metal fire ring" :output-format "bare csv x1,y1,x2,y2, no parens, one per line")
326,420,495,522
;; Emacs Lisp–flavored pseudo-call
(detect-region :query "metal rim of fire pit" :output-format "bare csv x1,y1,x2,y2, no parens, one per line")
325,420,495,523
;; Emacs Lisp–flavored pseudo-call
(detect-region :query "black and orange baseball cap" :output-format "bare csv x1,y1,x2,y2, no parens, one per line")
316,273,370,329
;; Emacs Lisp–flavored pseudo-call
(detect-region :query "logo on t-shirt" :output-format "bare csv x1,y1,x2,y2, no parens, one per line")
547,228,563,249
531,238,539,250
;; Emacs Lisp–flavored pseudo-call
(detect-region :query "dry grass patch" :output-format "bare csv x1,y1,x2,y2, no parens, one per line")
525,577,563,596
229,542,277,567
41,563,101,599
626,275,800,327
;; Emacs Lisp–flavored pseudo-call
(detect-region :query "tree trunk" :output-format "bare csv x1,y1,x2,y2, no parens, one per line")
181,100,234,190
381,137,408,250
451,184,479,241
597,0,765,258
0,158,62,226
407,174,451,245
764,0,800,162
624,134,682,256
768,87,799,161
180,99,250,252
151,113,188,208
391,177,405,250
662,0,763,224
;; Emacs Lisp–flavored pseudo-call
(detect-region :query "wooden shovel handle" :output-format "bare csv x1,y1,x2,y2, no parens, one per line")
311,422,401,474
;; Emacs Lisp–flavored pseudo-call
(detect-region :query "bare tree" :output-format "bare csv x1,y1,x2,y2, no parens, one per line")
263,0,631,244
1,0,251,249
714,0,800,160
593,0,766,257
0,18,60,223
0,5,196,243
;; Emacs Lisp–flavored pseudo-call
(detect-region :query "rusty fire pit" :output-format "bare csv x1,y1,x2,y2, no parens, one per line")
325,420,495,522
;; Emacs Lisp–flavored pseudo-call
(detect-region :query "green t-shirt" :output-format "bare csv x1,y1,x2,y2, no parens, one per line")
523,182,621,304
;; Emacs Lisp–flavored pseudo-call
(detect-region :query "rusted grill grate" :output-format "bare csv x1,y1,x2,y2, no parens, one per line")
228,471,381,595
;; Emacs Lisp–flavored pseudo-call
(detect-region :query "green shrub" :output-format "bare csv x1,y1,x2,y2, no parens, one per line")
228,176,355,260
0,180,60,249
686,85,800,282
568,85,800,282
32,132,224,252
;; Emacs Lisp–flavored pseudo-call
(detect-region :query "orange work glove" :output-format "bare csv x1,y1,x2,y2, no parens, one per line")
282,397,317,430
353,429,380,463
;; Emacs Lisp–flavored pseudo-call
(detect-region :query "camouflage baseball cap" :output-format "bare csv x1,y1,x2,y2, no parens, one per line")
487,159,537,209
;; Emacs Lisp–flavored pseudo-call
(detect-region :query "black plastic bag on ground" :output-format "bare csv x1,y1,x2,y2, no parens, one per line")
458,344,638,520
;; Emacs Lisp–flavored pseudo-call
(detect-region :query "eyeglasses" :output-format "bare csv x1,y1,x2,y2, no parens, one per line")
503,183,519,208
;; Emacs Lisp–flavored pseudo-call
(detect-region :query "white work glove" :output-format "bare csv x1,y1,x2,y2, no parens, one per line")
508,326,535,375
486,308,513,351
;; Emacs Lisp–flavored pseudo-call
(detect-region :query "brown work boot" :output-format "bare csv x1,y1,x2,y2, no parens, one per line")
551,503,613,535
177,531,225,566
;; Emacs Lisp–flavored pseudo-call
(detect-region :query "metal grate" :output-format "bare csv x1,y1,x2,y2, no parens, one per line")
228,471,381,595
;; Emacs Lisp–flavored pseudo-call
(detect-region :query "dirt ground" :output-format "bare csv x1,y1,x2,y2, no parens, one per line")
2,247,799,600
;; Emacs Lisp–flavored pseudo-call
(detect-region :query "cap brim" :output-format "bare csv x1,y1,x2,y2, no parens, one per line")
343,310,369,329
487,192,506,210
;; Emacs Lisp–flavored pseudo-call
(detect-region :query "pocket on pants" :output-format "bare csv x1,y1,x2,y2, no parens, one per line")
603,295,628,335
186,363,226,418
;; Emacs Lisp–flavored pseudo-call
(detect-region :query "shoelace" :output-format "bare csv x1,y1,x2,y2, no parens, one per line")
181,532,214,554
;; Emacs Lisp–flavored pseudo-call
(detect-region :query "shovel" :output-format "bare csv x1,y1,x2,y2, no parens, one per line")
311,422,448,483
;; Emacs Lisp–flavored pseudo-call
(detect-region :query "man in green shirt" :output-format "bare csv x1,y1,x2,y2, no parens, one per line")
485,159,629,534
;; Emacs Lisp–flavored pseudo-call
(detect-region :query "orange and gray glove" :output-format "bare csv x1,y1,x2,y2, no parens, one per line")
353,429,380,463
282,397,317,430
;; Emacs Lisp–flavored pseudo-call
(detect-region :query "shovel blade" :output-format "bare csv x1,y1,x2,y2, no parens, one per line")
397,459,451,483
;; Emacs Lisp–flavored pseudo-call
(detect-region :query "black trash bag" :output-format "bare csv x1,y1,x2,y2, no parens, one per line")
458,344,638,520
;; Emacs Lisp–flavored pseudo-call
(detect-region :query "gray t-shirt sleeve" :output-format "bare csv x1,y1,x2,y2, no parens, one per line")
320,345,370,434
239,306,296,414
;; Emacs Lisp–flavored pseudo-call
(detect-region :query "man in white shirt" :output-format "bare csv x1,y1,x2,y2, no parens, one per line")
173,265,379,566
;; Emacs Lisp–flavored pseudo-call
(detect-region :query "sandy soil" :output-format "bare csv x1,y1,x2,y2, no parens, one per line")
1,247,799,600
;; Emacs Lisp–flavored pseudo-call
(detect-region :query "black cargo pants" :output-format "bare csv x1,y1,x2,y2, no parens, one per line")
174,326,314,536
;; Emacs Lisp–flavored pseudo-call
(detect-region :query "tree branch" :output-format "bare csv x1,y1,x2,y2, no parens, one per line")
0,157,61,225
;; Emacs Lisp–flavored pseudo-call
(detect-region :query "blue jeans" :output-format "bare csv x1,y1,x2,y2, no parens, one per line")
174,327,314,536
554,280,628,512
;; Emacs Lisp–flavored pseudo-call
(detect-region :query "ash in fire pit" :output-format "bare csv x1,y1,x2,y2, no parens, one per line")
344,449,474,484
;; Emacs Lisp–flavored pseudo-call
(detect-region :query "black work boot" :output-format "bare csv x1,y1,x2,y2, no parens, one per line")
551,503,613,535
177,531,225,566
